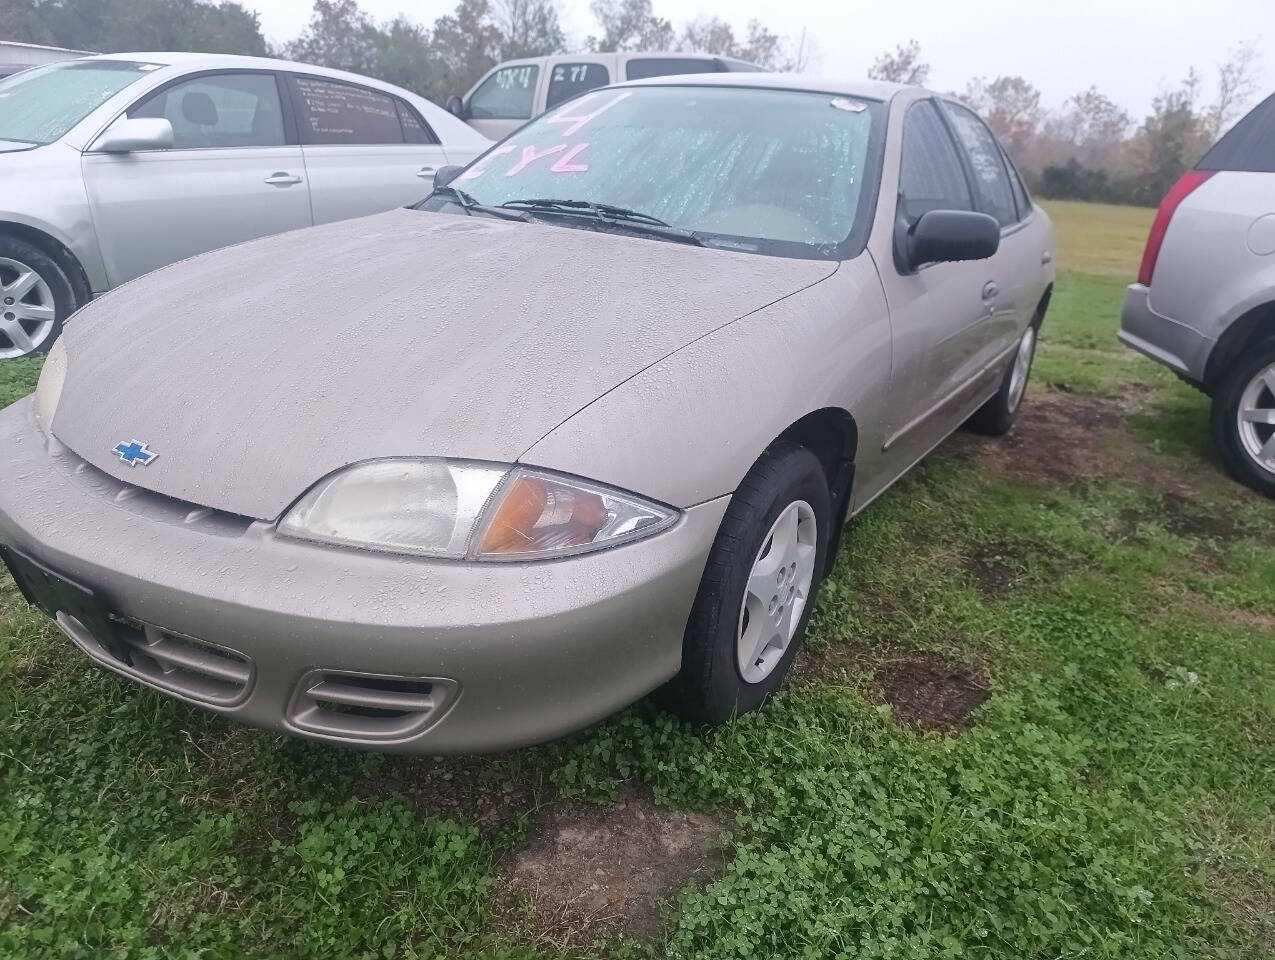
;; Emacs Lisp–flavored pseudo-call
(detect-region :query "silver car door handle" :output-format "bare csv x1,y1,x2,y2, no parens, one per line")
982,281,1000,300
264,172,303,186
416,166,437,179
1041,251,1053,265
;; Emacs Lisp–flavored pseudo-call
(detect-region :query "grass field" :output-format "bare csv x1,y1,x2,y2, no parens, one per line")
3,202,1274,959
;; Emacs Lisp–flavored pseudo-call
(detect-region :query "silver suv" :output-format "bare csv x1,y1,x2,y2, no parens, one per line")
0,53,489,360
1120,92,1275,497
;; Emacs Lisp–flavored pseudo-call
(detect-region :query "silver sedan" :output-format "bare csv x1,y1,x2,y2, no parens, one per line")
0,74,1054,752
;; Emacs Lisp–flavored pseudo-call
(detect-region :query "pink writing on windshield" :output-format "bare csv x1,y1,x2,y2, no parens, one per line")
505,143,568,176
458,144,517,181
544,91,632,136
549,143,589,173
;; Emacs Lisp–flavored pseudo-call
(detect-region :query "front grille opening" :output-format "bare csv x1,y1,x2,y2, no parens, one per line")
289,670,456,742
58,615,254,706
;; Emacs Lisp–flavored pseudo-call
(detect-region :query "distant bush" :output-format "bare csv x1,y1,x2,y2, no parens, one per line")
1034,159,1159,207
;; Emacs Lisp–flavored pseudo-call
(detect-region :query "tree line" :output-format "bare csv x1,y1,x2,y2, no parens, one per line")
870,39,1264,206
5,0,1263,206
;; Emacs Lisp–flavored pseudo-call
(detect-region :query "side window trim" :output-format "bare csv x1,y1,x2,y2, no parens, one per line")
122,68,296,151
938,97,1020,230
998,143,1033,224
286,73,408,146
929,97,981,217
393,96,440,145
898,97,977,221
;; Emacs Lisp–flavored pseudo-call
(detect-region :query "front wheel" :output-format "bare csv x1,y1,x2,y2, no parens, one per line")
1211,341,1275,499
661,442,831,725
0,236,75,360
966,323,1038,436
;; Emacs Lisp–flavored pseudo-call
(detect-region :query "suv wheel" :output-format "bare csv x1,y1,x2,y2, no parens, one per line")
1212,340,1275,498
0,237,75,360
661,441,831,725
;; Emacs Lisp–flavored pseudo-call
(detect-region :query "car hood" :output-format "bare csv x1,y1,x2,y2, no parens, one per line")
52,208,835,520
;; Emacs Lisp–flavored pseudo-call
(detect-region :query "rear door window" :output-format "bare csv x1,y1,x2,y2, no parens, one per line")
941,101,1018,226
899,99,974,221
624,57,719,81
469,65,539,120
1198,92,1275,172
394,98,438,144
545,62,610,109
130,72,285,149
290,76,404,145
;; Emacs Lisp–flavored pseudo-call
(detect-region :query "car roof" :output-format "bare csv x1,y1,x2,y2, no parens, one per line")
615,71,911,102
78,51,423,97
484,51,745,67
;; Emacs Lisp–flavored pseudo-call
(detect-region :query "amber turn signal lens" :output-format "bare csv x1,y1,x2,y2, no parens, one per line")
480,474,549,553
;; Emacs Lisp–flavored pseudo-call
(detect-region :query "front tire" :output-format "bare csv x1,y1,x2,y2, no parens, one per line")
1211,340,1275,499
662,442,831,725
0,236,74,360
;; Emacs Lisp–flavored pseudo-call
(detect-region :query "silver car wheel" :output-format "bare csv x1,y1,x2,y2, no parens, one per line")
0,256,57,360
737,499,818,685
1236,361,1275,477
1007,326,1036,413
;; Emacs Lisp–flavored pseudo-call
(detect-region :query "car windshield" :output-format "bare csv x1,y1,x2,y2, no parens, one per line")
424,85,881,259
0,60,157,145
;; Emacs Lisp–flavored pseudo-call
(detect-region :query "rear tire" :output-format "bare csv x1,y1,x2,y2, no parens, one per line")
966,321,1038,436
661,442,831,725
0,236,74,360
1211,339,1275,499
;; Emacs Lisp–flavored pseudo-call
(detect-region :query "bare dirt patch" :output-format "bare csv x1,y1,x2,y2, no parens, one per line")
877,653,991,733
963,545,1021,597
949,389,1126,487
500,782,727,944
363,753,541,826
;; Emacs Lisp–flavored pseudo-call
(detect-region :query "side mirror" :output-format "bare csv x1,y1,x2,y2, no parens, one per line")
902,210,1000,271
445,95,466,119
433,164,463,189
93,117,174,153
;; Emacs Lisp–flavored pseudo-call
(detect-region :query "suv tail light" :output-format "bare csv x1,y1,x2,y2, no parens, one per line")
1137,170,1213,286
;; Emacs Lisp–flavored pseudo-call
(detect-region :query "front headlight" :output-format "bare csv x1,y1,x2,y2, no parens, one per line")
33,337,68,435
277,459,677,561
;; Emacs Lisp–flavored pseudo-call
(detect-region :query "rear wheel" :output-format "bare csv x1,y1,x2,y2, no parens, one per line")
1211,340,1275,499
966,322,1038,436
0,236,74,360
662,442,831,725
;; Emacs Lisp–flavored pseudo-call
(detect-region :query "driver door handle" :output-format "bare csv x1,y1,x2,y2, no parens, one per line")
416,166,437,179
982,281,1000,300
264,172,303,186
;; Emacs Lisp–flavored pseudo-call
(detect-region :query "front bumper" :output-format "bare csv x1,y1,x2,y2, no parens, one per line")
1118,283,1214,385
0,398,727,752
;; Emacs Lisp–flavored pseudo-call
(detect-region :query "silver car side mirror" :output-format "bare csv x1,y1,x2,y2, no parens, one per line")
93,118,175,153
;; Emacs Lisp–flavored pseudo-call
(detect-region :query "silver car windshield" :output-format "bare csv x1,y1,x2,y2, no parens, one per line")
0,60,156,146
438,86,881,260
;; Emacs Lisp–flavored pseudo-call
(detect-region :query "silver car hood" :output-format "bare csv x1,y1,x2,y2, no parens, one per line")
53,208,835,520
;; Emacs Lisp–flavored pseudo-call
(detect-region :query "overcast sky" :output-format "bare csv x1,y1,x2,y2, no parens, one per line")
249,0,1272,117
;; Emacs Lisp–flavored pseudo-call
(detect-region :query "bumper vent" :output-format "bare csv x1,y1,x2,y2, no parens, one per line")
288,670,458,743
60,615,254,706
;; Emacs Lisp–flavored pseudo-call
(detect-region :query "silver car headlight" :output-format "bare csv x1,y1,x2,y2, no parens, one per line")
277,459,677,560
33,337,68,436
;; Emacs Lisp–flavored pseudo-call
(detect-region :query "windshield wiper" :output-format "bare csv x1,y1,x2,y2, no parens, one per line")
498,198,706,246
430,184,531,223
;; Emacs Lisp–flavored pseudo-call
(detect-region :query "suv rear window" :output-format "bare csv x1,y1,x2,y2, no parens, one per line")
1198,93,1275,173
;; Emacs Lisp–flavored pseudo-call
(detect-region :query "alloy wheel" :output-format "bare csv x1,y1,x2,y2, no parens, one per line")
0,257,57,360
1236,361,1275,477
1007,326,1036,413
737,499,818,684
